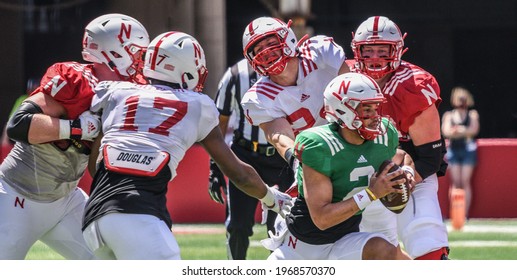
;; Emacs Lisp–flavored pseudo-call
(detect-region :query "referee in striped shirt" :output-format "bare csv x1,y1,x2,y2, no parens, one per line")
208,58,294,260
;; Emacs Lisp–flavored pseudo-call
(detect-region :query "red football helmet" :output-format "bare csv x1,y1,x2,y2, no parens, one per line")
242,17,298,76
351,16,407,79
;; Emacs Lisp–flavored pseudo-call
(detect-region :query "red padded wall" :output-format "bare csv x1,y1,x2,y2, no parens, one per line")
71,139,517,222
438,139,517,218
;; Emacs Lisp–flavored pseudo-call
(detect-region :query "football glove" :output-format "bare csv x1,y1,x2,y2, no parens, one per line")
59,110,101,141
208,159,227,204
260,185,293,224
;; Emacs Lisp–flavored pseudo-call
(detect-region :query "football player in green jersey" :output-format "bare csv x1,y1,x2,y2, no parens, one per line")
265,72,415,260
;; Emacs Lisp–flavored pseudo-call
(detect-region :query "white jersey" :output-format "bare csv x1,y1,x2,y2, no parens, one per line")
241,35,345,135
91,81,219,180
215,59,268,145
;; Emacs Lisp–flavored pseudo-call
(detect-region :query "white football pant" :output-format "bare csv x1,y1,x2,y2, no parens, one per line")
397,174,449,258
268,231,388,260
83,212,180,260
0,179,94,259
360,199,399,246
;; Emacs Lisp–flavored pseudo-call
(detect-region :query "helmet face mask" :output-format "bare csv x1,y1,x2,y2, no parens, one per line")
351,16,407,79
125,44,147,74
242,17,298,76
143,31,208,92
82,13,150,80
324,72,386,140
248,35,284,75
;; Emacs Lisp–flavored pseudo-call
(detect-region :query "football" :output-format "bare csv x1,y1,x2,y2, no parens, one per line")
378,160,411,214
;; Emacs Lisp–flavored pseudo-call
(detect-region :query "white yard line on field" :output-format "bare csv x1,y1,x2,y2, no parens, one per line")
447,224,517,233
448,240,517,247
171,224,225,234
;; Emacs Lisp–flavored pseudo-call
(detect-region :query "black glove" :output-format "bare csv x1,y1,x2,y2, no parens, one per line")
208,159,227,204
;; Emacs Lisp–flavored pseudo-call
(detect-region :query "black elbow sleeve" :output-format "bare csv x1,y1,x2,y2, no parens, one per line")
413,139,445,180
6,101,43,144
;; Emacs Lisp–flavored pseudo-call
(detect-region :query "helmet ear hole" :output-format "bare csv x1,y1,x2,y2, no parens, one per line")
110,51,122,58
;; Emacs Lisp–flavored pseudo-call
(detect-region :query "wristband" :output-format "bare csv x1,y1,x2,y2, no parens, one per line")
401,166,415,177
59,119,71,139
365,188,377,200
259,187,275,207
70,119,83,140
284,148,295,167
353,189,372,210
59,119,83,140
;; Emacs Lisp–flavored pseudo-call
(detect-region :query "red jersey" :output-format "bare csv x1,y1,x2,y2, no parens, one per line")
31,61,147,119
31,62,99,119
346,60,441,139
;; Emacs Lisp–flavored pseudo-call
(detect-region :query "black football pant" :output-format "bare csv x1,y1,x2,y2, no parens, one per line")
226,143,293,260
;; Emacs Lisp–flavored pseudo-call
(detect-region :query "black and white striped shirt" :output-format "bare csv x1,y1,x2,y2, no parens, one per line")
214,59,269,145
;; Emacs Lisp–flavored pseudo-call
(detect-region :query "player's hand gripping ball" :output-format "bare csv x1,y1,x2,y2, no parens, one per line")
378,160,412,214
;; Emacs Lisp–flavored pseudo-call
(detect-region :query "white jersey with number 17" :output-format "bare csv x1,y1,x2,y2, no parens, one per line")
91,81,219,180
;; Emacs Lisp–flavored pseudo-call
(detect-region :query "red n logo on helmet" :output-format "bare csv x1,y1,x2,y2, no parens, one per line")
193,43,202,66
333,80,350,101
118,23,132,42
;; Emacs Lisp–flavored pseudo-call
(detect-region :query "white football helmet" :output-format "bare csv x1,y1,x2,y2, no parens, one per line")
82,13,150,80
351,16,407,79
143,31,208,92
324,72,386,140
242,17,298,76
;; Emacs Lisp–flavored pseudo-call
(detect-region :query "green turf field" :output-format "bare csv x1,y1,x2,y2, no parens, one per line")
24,218,517,260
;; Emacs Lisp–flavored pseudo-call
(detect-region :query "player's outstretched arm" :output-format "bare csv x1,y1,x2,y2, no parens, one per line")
207,114,230,204
201,127,266,198
200,127,292,216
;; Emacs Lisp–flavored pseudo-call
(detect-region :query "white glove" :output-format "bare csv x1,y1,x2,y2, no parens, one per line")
59,111,101,141
259,186,293,224
260,215,289,251
79,111,101,140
